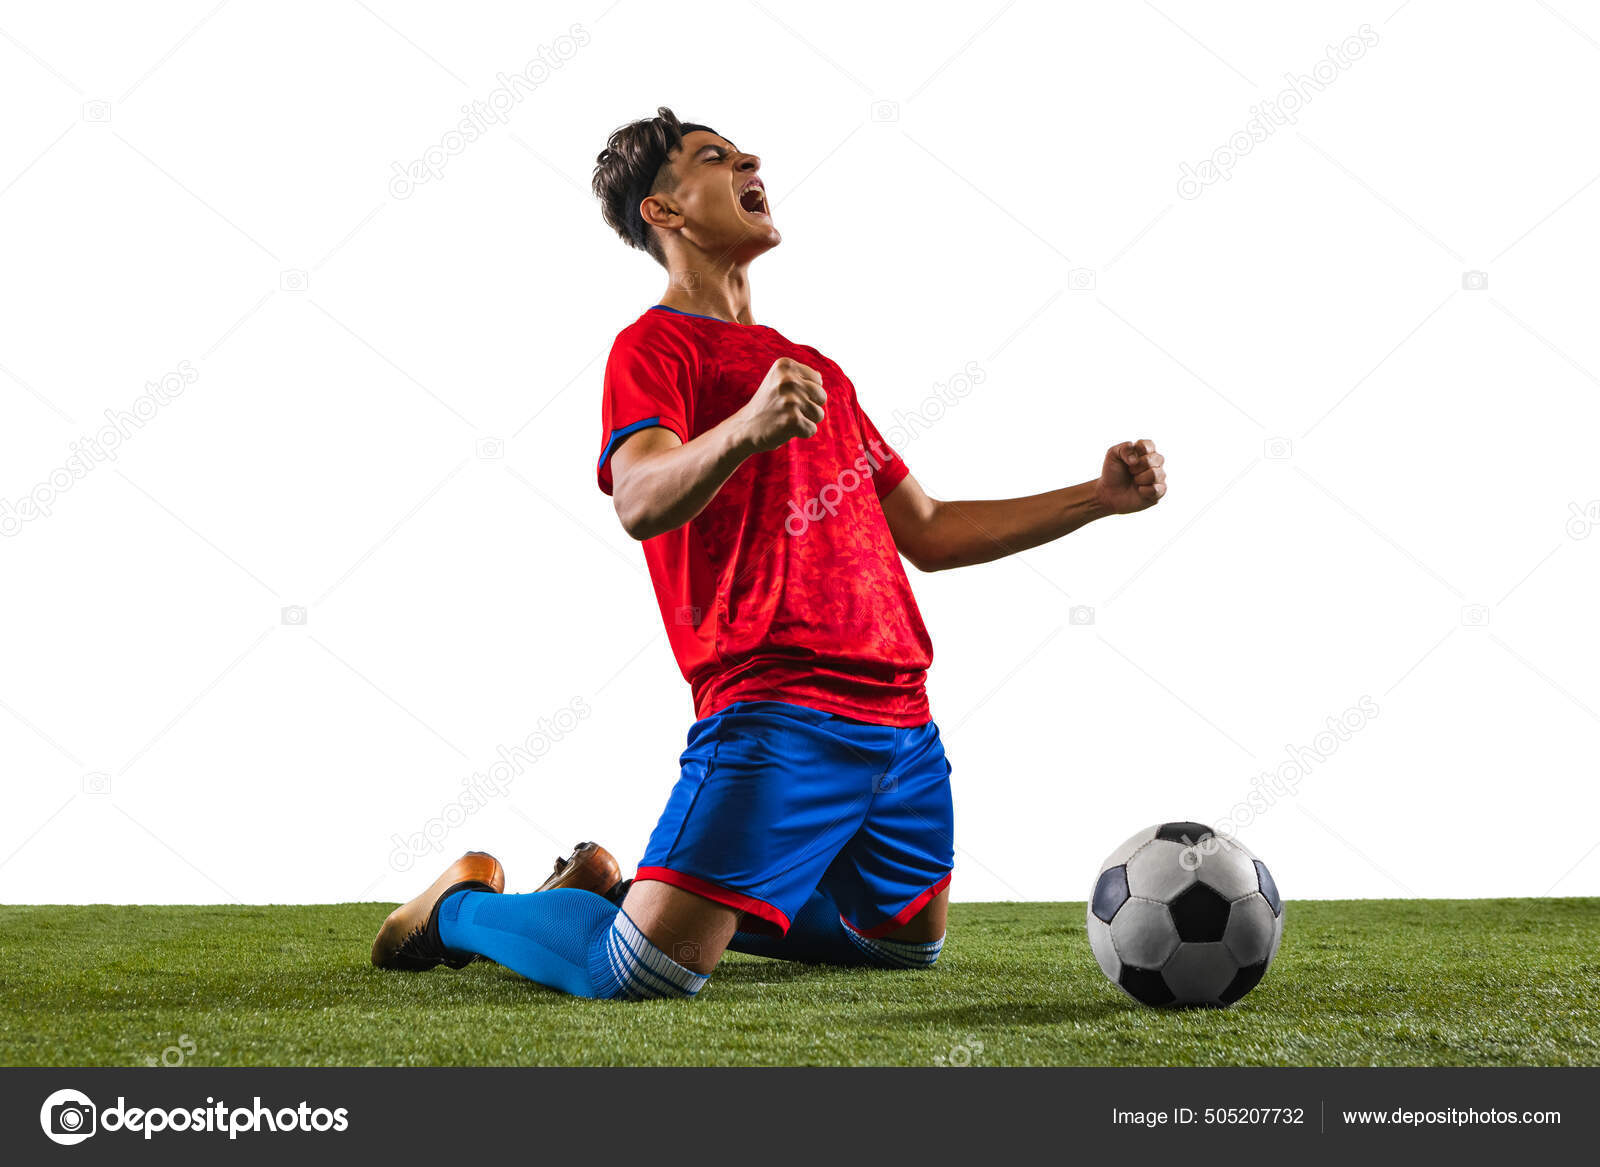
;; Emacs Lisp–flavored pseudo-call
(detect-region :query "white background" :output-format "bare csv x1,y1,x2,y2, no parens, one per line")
2,0,1597,907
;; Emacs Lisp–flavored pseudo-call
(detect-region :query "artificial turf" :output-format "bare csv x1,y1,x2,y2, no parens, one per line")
2,900,1597,1067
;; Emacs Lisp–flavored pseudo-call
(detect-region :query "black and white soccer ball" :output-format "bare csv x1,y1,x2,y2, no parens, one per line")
1087,822,1283,1007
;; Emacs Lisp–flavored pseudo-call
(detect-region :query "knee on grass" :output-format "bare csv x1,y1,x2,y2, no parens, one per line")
593,910,712,1001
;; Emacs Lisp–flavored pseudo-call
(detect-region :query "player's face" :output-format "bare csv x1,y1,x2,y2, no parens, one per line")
658,130,780,260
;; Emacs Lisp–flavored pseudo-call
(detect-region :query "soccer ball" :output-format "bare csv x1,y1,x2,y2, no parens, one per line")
1086,821,1283,1007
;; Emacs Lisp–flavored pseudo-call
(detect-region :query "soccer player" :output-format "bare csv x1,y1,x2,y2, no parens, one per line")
371,108,1167,1000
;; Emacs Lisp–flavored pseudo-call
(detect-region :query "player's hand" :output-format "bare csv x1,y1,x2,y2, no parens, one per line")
1095,439,1166,515
735,358,826,453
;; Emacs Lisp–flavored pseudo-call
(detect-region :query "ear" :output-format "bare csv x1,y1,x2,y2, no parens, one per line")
639,192,680,236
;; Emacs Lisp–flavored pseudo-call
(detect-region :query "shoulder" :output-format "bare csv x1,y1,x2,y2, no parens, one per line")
608,308,703,365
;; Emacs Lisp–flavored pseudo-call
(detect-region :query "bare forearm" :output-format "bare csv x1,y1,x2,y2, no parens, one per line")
611,418,753,540
910,482,1109,571
884,440,1166,571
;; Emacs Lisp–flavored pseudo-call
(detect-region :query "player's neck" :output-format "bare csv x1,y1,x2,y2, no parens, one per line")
658,259,756,325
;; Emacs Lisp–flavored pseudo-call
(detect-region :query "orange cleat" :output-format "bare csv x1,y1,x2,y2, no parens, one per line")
535,841,623,898
371,851,505,971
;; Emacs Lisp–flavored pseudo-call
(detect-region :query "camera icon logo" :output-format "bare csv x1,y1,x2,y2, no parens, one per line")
674,605,703,626
40,1088,97,1145
1069,604,1096,626
81,772,112,798
870,100,900,123
281,605,308,626
1068,268,1097,292
1460,603,1491,628
1264,437,1293,460
280,269,309,293
81,100,112,123
1461,270,1488,291
475,437,504,460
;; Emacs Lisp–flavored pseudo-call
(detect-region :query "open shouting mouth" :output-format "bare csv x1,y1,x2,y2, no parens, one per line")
738,177,770,218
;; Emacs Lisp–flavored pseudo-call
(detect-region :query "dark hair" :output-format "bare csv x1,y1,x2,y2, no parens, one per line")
592,106,719,265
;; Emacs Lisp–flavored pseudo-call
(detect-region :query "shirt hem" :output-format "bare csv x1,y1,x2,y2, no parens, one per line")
695,689,932,729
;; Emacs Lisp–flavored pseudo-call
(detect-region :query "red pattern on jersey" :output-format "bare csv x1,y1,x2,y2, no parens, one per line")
598,307,932,726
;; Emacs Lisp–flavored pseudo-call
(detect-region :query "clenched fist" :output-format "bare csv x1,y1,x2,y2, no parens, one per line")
1095,439,1166,515
734,357,827,453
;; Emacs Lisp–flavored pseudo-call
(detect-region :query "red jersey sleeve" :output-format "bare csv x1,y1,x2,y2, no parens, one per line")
852,393,910,499
597,322,696,495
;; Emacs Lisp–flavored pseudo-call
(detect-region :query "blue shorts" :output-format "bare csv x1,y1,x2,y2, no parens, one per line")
636,701,955,937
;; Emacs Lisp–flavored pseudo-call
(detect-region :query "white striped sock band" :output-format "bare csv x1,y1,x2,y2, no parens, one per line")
843,925,945,969
601,911,709,1001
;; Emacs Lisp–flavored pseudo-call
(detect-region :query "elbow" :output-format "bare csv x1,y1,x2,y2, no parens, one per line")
896,508,955,572
613,494,657,542
619,513,661,542
903,545,952,573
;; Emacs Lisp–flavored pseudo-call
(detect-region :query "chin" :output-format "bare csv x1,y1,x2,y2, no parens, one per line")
735,211,780,248
730,227,781,262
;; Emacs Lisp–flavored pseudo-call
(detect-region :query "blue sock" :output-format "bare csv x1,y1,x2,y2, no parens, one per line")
437,889,708,1000
727,886,944,969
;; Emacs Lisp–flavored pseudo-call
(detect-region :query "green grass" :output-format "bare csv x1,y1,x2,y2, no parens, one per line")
3,900,1597,1066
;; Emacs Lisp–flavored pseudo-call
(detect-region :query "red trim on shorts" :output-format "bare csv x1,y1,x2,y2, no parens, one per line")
634,866,792,937
841,872,952,940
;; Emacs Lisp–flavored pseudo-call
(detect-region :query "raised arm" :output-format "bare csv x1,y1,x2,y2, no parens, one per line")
881,439,1166,572
609,357,826,540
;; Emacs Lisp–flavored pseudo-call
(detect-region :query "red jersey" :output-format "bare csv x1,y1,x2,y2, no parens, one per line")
597,305,933,726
